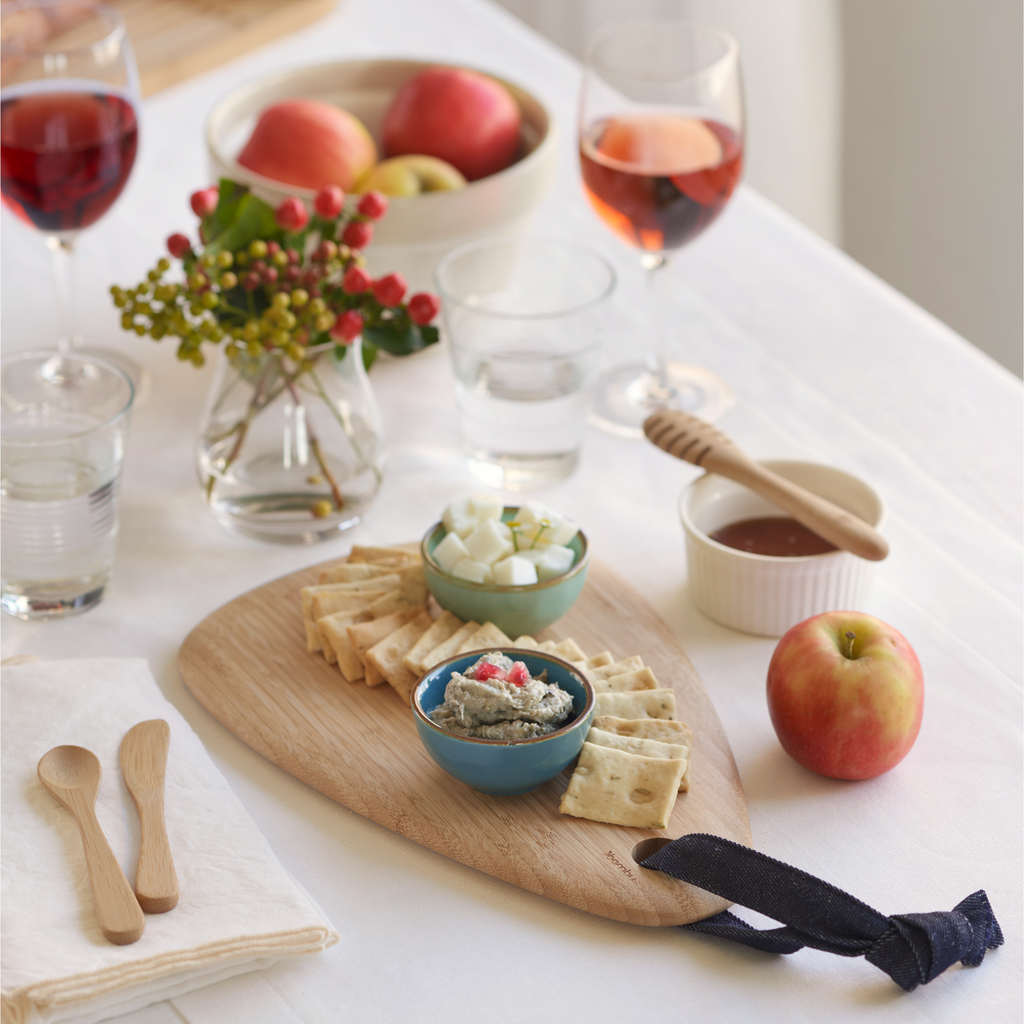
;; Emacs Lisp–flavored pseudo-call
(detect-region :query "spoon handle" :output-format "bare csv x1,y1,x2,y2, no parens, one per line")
727,460,889,562
67,789,146,944
121,720,179,913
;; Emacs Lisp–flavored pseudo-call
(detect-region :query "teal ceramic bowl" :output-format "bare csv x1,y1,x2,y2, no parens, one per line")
412,650,596,795
420,509,590,638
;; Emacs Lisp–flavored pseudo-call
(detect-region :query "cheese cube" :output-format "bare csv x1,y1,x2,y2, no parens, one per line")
451,559,494,584
543,517,578,546
433,531,470,574
468,494,503,523
442,497,477,538
492,555,539,586
464,518,513,565
515,501,552,525
536,543,576,580
511,546,547,565
512,502,578,546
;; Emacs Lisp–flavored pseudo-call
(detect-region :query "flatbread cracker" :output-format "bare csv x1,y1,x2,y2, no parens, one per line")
591,716,693,790
559,743,685,829
369,589,419,618
317,562,395,584
301,576,401,652
552,638,586,662
403,611,464,674
586,651,615,668
421,621,480,670
511,635,540,650
365,611,433,703
312,589,387,622
592,689,677,721
591,656,645,679
347,608,425,673
317,610,373,678
592,667,660,694
365,660,385,687
456,622,513,655
348,544,422,564
585,727,688,791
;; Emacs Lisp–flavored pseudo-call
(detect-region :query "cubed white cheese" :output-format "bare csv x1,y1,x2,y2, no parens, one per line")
492,555,539,586
510,521,545,545
511,546,547,566
468,494,503,523
433,531,470,574
464,518,514,565
515,501,552,525
544,517,579,546
510,502,578,547
451,558,493,583
535,543,576,580
442,497,477,538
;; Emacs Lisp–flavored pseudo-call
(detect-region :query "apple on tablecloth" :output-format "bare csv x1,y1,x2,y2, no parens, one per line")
766,611,924,780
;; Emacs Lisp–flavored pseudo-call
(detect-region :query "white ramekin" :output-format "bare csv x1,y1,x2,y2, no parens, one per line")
680,460,887,637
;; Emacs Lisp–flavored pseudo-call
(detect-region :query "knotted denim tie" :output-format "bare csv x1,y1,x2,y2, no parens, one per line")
641,834,1002,991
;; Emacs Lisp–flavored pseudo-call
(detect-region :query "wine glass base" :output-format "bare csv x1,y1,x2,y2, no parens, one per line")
589,361,735,438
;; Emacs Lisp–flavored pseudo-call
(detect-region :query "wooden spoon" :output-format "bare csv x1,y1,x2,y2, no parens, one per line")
643,409,889,562
37,745,146,944
121,720,178,913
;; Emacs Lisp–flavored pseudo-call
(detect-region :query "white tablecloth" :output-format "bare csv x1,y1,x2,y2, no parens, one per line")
2,0,1021,1021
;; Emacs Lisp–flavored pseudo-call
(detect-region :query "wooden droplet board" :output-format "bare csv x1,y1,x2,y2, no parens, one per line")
178,558,751,926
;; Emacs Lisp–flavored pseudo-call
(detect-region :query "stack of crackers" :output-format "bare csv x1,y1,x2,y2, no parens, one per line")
300,544,590,704
558,651,693,831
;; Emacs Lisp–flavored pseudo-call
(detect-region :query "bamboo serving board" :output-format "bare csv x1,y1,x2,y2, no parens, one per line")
110,0,340,97
178,557,751,926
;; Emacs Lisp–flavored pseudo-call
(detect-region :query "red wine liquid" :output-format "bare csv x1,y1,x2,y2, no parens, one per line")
0,90,138,233
709,517,838,557
580,114,742,252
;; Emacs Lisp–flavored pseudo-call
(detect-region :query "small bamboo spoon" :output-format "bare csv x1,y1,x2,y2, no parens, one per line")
121,720,178,914
643,409,889,562
37,745,146,945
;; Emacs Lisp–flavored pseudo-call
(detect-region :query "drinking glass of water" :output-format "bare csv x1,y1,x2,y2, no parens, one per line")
1,350,133,618
434,237,616,490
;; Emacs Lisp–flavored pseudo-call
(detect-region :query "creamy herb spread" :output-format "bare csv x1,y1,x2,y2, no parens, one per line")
429,652,575,740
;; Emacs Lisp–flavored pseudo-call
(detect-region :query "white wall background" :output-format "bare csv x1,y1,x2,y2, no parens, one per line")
494,0,1023,377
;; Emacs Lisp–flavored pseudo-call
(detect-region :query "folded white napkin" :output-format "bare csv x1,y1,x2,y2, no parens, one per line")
1,658,338,1024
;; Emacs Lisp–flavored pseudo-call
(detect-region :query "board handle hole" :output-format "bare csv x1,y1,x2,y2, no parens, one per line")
631,837,672,864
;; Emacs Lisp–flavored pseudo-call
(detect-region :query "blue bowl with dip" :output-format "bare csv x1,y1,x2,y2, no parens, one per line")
412,650,595,795
420,509,590,638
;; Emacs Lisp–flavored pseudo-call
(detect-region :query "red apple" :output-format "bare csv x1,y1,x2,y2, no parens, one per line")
766,611,923,780
237,99,377,192
382,67,522,182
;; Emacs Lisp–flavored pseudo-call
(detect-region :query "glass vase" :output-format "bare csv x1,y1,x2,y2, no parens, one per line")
196,340,384,543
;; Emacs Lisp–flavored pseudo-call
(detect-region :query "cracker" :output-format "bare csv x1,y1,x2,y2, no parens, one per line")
591,655,644,679
365,660,385,686
403,610,464,674
593,690,676,721
559,743,685,829
456,622,513,655
369,589,419,618
585,727,688,791
349,544,422,564
511,635,540,650
591,716,693,790
586,651,615,668
347,608,424,669
311,589,386,622
592,667,660,694
366,611,433,703
421,621,481,670
301,576,400,652
317,610,373,677
317,562,395,584
552,638,586,662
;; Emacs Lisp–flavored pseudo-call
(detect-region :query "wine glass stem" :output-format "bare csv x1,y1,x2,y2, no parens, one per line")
47,236,76,354
643,252,672,401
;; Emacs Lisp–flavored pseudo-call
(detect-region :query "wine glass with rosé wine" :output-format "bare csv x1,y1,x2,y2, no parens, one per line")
579,20,744,435
1,0,141,384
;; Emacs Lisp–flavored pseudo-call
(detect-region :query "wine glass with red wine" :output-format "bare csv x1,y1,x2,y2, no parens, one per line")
1,0,140,370
580,20,743,435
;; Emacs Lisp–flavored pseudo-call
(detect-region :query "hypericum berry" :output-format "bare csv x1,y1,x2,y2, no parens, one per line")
219,271,238,290
242,271,261,291
261,266,279,285
291,288,309,308
408,292,441,325
314,239,338,262
190,186,219,218
357,190,388,220
248,239,268,259
314,311,337,333
314,184,344,219
251,259,267,274
167,233,191,259
272,291,290,309
331,310,364,343
265,240,281,257
342,220,373,250
284,265,301,283
372,272,406,307
342,265,372,294
275,197,309,232
286,248,300,264
216,250,233,269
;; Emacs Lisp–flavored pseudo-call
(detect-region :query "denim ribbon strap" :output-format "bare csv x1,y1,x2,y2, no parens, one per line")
641,833,1003,992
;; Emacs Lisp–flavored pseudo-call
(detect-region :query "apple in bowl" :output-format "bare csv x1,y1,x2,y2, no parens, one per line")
766,611,923,780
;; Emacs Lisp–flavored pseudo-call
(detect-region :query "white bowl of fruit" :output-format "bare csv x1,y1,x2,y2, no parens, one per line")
206,59,559,292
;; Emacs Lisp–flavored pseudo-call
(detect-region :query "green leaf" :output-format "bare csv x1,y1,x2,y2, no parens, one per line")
203,179,249,241
204,193,279,256
361,341,378,371
362,321,440,357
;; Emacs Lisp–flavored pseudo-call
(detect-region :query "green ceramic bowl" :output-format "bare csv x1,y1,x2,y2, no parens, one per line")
421,508,589,638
